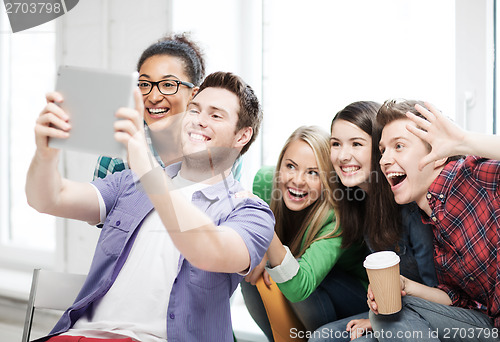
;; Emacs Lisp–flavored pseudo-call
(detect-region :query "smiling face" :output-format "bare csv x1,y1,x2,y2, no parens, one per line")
379,119,438,209
278,139,323,212
330,119,372,191
139,55,196,130
181,87,250,159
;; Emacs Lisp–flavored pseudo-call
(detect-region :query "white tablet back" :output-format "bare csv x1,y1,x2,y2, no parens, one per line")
49,65,138,158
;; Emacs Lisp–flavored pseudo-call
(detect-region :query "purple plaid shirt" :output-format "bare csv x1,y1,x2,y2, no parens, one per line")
38,162,274,342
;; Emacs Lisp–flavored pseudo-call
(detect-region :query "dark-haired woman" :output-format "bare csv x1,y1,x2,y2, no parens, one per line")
93,32,211,178
309,101,437,342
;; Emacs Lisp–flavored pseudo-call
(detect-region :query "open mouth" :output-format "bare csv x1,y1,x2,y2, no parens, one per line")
288,188,308,199
147,107,170,117
387,172,407,187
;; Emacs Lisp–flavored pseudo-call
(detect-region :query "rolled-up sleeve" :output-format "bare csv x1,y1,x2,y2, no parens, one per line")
222,198,275,274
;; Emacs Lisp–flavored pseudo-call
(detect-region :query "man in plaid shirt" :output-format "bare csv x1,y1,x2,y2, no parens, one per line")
368,99,499,342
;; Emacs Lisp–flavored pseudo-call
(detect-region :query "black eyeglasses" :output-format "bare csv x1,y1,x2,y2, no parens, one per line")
138,79,195,95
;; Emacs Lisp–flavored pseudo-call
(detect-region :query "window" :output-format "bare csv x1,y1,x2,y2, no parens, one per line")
171,0,263,188
0,10,56,268
260,0,456,165
170,0,458,184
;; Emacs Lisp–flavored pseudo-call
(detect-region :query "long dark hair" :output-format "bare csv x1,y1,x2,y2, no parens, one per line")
367,100,429,250
366,122,402,251
330,101,383,248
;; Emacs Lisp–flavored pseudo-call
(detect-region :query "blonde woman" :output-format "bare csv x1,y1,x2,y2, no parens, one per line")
241,126,368,340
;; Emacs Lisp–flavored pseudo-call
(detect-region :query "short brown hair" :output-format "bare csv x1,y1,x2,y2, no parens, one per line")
377,99,427,128
197,72,262,155
377,98,463,163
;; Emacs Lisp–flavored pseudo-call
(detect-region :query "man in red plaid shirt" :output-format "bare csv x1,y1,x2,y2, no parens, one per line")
367,99,499,342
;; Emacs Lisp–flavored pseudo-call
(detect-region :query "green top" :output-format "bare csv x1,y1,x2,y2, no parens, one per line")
253,166,368,303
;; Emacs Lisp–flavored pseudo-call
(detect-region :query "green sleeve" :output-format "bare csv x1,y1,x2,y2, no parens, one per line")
252,167,367,302
252,165,275,204
276,212,344,303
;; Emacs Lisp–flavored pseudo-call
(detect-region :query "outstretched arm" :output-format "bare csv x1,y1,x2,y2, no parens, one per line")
26,92,101,224
115,90,271,274
406,102,500,170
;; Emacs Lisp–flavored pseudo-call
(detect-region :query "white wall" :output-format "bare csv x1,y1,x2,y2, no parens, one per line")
170,0,264,191
456,0,494,133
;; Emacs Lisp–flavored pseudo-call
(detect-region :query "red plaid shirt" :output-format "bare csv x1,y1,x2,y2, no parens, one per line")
423,156,500,327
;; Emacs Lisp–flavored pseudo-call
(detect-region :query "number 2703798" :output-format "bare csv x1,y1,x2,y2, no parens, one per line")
5,2,62,14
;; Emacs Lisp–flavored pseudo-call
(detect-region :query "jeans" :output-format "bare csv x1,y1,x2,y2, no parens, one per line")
370,296,497,342
240,268,368,342
308,312,379,342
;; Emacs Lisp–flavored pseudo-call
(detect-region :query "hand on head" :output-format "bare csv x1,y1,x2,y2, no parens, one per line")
405,102,466,170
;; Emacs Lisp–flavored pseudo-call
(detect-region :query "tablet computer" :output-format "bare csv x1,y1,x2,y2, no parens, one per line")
49,65,138,158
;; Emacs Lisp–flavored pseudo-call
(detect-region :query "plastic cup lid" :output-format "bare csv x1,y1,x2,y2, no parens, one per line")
363,251,400,269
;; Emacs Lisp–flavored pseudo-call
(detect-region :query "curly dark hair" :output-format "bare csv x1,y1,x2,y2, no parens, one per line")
137,32,205,86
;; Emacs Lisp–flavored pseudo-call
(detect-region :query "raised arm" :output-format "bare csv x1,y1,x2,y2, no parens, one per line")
25,92,100,224
114,90,273,274
406,102,500,170
147,172,257,273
